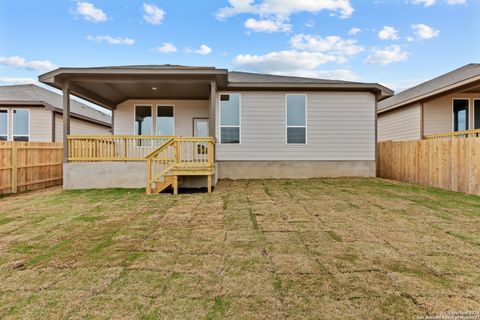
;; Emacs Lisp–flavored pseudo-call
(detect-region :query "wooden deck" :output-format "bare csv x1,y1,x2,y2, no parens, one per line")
67,135,215,194
424,128,480,139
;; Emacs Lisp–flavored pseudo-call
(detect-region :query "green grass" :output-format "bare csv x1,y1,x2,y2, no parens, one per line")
0,178,479,319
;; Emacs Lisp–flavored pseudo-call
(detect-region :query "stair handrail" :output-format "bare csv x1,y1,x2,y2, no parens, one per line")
146,138,176,194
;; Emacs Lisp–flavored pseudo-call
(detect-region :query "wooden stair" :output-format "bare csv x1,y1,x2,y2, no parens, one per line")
149,175,183,194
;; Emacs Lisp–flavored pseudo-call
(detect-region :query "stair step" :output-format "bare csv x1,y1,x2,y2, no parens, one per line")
152,175,174,194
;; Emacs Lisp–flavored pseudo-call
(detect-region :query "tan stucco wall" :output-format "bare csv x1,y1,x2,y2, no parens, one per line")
423,93,479,136
113,99,209,136
217,161,376,179
378,103,421,141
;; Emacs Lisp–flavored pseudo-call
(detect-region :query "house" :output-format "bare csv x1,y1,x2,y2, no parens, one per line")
378,64,480,141
38,65,392,193
0,84,111,142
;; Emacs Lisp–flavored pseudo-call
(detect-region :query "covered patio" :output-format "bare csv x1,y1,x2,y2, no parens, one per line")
39,65,226,193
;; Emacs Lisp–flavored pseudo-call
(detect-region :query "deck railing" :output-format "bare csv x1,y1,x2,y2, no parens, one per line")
424,129,480,139
145,137,215,194
67,135,174,161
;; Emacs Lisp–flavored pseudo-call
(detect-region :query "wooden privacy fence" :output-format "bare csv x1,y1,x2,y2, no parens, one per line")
377,138,480,196
0,142,63,195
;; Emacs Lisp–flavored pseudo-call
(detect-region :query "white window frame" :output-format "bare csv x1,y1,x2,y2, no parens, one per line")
133,104,153,136
0,109,8,141
12,108,30,142
218,93,241,145
285,94,307,145
473,98,480,130
452,98,469,132
156,104,175,136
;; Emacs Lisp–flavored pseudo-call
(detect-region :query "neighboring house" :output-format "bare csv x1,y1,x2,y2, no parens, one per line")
0,84,111,142
378,64,480,141
39,65,392,192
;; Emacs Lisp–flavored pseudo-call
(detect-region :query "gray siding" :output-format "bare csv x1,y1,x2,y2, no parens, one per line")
55,114,111,141
215,92,376,161
0,106,53,142
423,93,479,136
378,103,421,141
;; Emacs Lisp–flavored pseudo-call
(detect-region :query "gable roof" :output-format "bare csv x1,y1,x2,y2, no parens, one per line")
378,63,480,113
0,84,111,126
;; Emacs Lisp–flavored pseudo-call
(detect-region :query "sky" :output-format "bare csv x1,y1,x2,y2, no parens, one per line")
0,0,479,95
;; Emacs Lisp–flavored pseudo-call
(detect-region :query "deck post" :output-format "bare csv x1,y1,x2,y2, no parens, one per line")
207,175,212,193
173,176,178,195
62,82,71,163
209,81,216,139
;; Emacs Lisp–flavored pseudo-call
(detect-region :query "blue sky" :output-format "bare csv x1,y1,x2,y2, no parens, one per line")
0,0,479,92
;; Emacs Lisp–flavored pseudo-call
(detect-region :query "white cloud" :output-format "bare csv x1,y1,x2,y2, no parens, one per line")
195,45,212,55
364,45,408,65
0,77,37,85
86,35,135,45
304,20,314,28
378,26,399,40
0,56,57,71
245,18,291,32
72,1,107,23
411,24,440,39
348,27,361,36
381,78,427,92
410,0,466,6
286,68,359,81
216,0,354,20
233,50,338,73
155,43,177,53
142,3,166,25
290,34,364,58
411,0,436,6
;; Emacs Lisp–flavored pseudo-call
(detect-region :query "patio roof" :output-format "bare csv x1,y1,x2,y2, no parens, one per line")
39,65,393,109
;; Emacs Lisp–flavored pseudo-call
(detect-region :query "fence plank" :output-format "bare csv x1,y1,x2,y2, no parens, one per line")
0,142,63,195
377,138,480,196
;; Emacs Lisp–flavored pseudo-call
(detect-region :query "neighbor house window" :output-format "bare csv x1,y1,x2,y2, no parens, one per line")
0,110,7,141
135,105,152,146
286,94,306,144
220,94,240,144
453,99,468,132
474,99,480,129
156,105,174,136
12,109,29,141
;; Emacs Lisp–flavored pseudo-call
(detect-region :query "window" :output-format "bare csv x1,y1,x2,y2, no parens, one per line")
220,94,240,144
475,99,480,129
135,105,152,135
0,110,7,141
453,99,469,132
12,109,29,141
156,105,174,136
135,105,152,146
286,94,306,144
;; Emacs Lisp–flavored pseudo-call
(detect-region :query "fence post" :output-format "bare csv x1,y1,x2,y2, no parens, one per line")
11,142,17,193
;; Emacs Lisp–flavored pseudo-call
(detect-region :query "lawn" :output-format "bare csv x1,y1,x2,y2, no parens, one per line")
0,178,479,319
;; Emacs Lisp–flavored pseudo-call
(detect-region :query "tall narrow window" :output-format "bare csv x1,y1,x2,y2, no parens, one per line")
12,109,29,141
0,110,7,141
156,105,174,136
220,94,240,144
286,94,306,144
453,99,468,132
135,105,152,136
474,99,480,129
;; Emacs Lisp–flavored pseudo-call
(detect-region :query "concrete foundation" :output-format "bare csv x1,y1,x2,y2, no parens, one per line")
64,160,374,190
63,162,217,190
217,161,376,179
